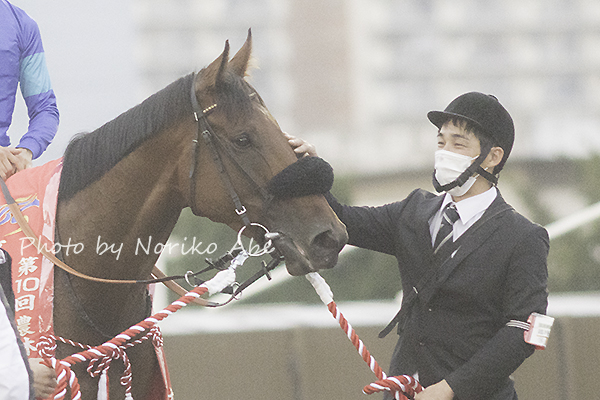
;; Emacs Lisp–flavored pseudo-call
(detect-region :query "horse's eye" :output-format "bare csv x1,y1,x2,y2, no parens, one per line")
234,133,252,149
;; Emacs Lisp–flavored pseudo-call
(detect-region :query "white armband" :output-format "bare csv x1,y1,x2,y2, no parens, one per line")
506,312,554,350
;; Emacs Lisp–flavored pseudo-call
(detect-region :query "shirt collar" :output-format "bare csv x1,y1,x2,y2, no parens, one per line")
441,186,498,224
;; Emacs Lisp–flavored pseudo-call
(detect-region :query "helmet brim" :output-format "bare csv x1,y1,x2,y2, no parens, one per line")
427,110,487,134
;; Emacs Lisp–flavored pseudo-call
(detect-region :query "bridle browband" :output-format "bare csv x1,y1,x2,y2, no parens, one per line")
188,74,273,227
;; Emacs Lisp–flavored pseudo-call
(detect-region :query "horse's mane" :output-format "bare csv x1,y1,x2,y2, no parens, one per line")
57,69,255,202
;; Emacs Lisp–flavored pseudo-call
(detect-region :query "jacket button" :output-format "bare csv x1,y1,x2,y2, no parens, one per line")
419,341,425,347
428,308,433,312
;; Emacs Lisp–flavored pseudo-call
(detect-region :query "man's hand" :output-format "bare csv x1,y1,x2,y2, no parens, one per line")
415,379,454,400
0,147,18,180
11,147,33,173
29,357,57,399
284,133,318,158
0,147,32,180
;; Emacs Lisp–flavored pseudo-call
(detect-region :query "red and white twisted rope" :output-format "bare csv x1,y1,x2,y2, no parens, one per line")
363,375,422,400
38,266,237,400
39,314,167,399
87,326,162,391
306,272,423,400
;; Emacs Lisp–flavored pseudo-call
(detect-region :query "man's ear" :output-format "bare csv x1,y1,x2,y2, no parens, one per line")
483,146,504,169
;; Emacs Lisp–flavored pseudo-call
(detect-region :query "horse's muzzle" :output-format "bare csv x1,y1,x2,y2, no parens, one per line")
267,232,314,275
267,226,347,276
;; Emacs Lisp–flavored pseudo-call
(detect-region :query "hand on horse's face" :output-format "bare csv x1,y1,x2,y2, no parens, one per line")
284,133,319,158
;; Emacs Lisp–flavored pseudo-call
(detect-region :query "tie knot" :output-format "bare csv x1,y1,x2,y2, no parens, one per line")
443,203,460,225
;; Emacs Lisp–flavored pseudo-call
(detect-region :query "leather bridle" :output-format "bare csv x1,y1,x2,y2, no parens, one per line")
188,74,273,227
0,74,283,298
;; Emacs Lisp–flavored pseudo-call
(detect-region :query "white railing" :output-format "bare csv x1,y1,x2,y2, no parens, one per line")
545,200,600,240
155,200,600,316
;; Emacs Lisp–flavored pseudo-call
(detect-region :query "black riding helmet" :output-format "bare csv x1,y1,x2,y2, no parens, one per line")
427,92,515,191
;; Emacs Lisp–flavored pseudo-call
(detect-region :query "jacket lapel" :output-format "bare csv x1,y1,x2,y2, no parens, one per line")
414,194,445,269
419,194,514,305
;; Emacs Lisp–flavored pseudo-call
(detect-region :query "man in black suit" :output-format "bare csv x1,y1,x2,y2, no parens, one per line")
287,92,549,399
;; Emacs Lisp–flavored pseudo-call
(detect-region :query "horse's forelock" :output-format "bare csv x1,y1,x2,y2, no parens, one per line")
213,70,255,123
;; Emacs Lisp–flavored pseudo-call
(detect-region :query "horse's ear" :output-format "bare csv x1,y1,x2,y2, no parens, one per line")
201,40,230,87
230,29,253,77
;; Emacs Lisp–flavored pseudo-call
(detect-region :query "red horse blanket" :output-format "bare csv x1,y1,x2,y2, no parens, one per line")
0,158,173,400
0,158,62,357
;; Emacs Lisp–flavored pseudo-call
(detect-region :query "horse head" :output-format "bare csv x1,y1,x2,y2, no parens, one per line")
49,30,349,399
186,30,348,275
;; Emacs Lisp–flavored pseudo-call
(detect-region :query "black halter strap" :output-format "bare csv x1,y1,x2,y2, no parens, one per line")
188,75,272,227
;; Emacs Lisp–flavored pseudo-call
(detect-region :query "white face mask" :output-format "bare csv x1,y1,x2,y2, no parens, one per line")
434,149,479,197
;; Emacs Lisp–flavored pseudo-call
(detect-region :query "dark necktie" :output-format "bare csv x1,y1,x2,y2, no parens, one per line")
433,203,460,258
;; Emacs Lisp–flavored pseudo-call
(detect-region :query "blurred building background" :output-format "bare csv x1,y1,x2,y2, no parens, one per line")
133,0,600,174
7,0,600,398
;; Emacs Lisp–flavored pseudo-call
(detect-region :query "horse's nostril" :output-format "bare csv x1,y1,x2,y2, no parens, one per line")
308,228,346,270
312,229,343,251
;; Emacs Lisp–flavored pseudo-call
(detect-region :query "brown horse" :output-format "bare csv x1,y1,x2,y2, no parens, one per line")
52,31,347,399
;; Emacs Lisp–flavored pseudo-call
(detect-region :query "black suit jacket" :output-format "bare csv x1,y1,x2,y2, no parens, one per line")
326,189,549,399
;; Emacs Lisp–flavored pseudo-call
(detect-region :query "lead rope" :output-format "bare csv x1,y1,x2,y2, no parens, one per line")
38,327,163,400
305,273,423,400
38,251,248,400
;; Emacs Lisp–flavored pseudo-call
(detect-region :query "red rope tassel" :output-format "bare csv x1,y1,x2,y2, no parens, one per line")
42,285,209,400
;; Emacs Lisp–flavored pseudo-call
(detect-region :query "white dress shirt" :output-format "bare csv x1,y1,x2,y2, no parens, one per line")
429,186,498,246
